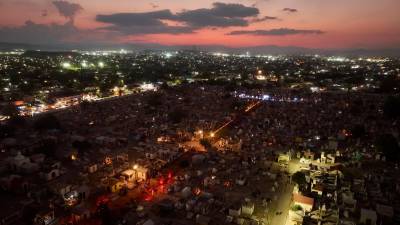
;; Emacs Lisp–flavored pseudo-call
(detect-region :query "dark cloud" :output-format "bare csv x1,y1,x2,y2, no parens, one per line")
150,3,159,9
177,2,258,28
96,2,260,35
251,16,278,23
0,20,78,44
177,9,249,28
283,8,298,13
52,0,83,21
210,2,259,18
102,25,195,35
97,10,176,27
96,10,194,35
227,28,324,36
41,10,48,17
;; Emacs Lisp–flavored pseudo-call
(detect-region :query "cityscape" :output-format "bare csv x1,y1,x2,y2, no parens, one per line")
0,1,400,225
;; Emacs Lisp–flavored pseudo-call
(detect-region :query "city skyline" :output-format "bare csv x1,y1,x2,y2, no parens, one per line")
0,0,399,50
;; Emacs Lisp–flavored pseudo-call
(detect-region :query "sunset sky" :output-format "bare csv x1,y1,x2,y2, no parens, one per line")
0,0,399,49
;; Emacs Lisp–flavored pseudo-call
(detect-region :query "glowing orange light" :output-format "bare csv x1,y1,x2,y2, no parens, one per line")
224,181,231,187
193,187,201,196
104,157,112,165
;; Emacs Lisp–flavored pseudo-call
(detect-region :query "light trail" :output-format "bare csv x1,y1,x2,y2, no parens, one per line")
211,100,262,136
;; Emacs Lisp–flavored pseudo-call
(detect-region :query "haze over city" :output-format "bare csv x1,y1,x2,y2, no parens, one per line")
0,1,400,225
0,0,399,51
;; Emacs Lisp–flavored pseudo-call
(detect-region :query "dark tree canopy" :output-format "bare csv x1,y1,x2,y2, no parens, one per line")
351,124,366,139
1,103,19,117
0,124,15,138
72,140,92,155
379,75,400,94
292,171,307,187
146,93,163,107
168,108,187,124
200,138,212,149
375,134,400,162
35,138,58,157
383,96,400,119
34,114,61,131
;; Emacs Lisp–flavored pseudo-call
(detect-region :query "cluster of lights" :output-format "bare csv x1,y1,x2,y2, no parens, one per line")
80,49,132,56
236,93,303,103
213,52,230,57
327,56,350,62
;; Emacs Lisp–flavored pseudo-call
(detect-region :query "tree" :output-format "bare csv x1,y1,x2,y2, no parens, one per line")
379,75,400,93
97,203,113,225
168,108,187,124
291,205,303,211
375,134,400,162
351,124,366,139
21,204,39,225
72,140,91,155
0,124,15,138
147,93,163,106
292,171,307,188
1,103,19,118
35,138,58,157
200,138,212,149
383,96,400,119
34,114,61,131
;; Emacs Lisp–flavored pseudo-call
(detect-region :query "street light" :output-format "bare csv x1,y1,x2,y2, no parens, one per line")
198,130,204,138
62,62,71,69
81,61,88,68
210,132,215,138
133,164,138,170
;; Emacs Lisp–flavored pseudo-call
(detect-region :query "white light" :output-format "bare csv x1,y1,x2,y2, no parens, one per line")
310,87,319,93
62,62,71,68
164,52,172,58
98,62,105,68
262,95,270,100
81,61,88,68
140,83,156,91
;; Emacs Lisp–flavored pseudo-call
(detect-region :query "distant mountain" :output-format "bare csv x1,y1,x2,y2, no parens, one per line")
0,41,399,57
0,42,40,50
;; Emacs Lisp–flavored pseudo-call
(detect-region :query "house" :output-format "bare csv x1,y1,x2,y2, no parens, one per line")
121,169,136,181
196,214,210,225
8,152,30,171
278,153,290,163
341,191,357,211
320,152,336,164
228,204,241,217
0,197,34,225
293,194,314,212
360,208,377,225
241,201,255,217
134,165,148,181
104,178,125,193
143,219,155,225
71,204,92,223
376,204,394,219
311,183,323,196
34,209,56,225
41,162,62,181
41,167,61,181
87,164,98,173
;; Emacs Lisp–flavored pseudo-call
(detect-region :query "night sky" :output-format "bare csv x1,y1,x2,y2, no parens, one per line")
0,0,399,49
